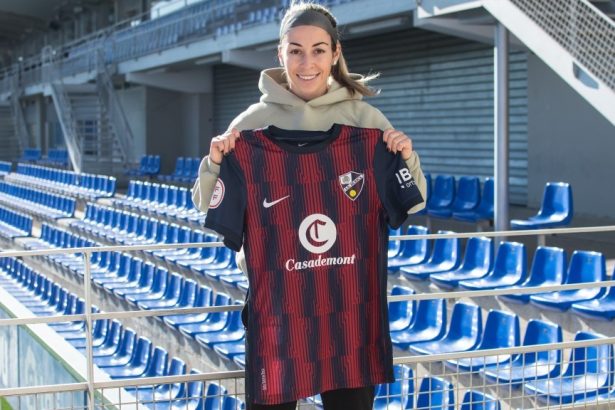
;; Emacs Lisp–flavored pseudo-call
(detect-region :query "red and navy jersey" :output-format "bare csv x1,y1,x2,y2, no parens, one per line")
204,124,423,405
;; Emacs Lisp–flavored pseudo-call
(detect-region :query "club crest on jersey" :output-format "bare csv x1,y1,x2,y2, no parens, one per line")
209,178,225,209
338,171,364,201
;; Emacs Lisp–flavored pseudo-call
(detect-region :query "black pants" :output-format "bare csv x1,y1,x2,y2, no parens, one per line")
247,386,375,410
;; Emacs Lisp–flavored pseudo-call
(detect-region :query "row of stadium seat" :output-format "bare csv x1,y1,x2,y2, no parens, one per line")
19,147,42,162
0,181,75,219
373,367,500,410
37,149,70,168
390,226,615,316
420,175,574,230
111,182,205,225
10,163,117,199
0,160,10,176
126,155,161,178
157,157,200,184
0,205,32,239
387,292,613,404
0,257,246,409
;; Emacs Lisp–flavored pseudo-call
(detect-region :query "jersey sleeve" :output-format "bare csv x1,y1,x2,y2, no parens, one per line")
203,153,247,251
374,141,425,228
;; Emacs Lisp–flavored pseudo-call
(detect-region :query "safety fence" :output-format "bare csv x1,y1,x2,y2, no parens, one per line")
1,226,615,409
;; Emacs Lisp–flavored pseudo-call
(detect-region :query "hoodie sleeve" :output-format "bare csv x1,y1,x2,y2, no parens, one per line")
191,104,267,213
356,101,427,214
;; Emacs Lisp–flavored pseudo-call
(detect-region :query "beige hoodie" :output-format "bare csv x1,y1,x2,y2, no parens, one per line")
192,67,426,214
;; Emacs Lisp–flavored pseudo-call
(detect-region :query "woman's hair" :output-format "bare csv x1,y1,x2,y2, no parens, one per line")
279,1,380,97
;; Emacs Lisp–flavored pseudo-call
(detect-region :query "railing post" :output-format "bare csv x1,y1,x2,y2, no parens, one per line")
83,251,95,410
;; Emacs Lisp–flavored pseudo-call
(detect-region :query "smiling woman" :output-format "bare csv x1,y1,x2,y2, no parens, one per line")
191,2,427,409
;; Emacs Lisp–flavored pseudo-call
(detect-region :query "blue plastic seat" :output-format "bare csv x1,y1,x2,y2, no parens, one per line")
222,395,246,410
390,298,446,349
481,319,562,386
453,178,494,222
399,231,460,280
511,182,573,229
524,331,614,404
430,237,493,289
499,246,566,303
388,227,402,258
178,293,232,338
415,377,454,410
388,286,415,332
431,176,479,219
124,267,169,304
530,250,606,311
460,391,501,410
163,286,213,328
446,310,520,371
195,309,245,348
388,225,430,270
426,175,455,217
410,302,482,356
459,242,526,290
572,266,615,320
136,274,186,310
94,328,137,367
373,365,413,410
128,357,187,401
213,339,246,360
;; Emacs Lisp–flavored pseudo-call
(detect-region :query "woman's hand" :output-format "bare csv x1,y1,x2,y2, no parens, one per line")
383,128,413,161
209,128,241,165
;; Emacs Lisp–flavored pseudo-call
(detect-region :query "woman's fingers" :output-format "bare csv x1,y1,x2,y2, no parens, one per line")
209,129,241,164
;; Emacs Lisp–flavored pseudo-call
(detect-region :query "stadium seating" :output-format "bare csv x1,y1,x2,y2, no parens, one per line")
126,154,161,177
524,331,614,404
0,181,75,219
458,242,526,290
453,177,494,223
430,236,493,289
510,182,574,229
373,365,413,410
399,230,460,280
460,391,501,410
571,267,615,320
409,302,482,356
415,376,455,410
426,175,455,216
40,149,69,168
430,176,480,219
0,205,33,239
481,319,562,386
445,310,520,371
387,225,430,270
388,286,415,332
20,148,41,163
390,298,446,349
10,164,116,199
0,160,11,176
498,246,566,303
529,250,606,311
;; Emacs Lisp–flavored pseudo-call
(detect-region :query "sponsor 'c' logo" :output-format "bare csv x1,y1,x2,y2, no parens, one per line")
298,213,337,254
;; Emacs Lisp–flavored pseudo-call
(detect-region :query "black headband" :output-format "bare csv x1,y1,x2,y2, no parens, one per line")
280,9,338,43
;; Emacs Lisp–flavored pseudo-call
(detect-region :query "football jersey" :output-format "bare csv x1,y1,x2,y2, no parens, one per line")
204,124,423,405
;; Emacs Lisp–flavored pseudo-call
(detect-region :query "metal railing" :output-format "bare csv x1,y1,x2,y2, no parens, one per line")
49,82,83,173
1,226,615,408
96,52,134,168
510,0,615,91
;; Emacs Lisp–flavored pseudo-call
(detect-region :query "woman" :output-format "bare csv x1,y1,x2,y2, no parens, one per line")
193,3,426,409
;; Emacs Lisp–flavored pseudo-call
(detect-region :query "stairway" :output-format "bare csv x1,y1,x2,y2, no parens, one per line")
415,0,615,126
50,83,127,175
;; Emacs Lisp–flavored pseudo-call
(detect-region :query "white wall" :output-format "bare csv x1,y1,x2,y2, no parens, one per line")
527,54,615,218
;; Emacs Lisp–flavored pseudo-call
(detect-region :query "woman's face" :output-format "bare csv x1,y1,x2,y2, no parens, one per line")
278,25,341,101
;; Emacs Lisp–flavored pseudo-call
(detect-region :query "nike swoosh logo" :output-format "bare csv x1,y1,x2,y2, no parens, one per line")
297,142,309,147
263,195,290,208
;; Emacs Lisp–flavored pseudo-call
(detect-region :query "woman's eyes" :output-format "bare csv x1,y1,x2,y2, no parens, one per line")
288,49,326,55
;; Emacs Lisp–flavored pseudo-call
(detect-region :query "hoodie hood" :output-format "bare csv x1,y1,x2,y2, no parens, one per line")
259,67,364,108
